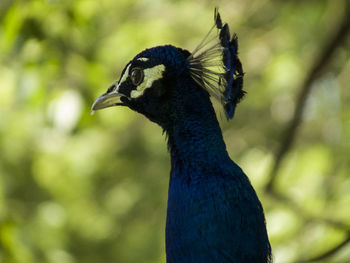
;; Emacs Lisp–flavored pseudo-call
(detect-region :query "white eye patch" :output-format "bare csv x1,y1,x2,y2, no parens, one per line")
137,58,149,62
116,64,132,91
130,64,165,99
115,60,165,99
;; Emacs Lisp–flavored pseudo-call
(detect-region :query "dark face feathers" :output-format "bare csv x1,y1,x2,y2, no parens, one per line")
92,8,245,121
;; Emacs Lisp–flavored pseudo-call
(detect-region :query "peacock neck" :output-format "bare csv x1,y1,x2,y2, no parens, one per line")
165,86,230,171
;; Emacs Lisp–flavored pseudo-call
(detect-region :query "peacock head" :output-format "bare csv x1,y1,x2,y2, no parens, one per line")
92,9,245,126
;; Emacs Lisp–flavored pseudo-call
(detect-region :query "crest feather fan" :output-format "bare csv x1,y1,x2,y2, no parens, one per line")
188,8,245,119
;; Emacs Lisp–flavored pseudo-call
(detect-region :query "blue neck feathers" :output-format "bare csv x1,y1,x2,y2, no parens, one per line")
163,78,271,263
166,78,230,169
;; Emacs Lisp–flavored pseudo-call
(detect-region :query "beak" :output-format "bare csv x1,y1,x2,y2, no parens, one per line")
91,82,124,114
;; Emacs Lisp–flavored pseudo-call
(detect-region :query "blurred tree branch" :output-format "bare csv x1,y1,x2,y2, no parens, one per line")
265,2,350,192
268,191,350,232
299,234,350,262
269,190,350,262
263,2,350,261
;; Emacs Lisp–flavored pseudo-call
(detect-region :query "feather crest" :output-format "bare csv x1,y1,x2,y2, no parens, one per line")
188,8,245,119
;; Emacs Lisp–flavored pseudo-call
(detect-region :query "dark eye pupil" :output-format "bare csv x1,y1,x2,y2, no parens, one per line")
130,68,144,85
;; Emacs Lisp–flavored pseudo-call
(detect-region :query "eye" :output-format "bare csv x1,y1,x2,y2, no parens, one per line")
130,68,144,86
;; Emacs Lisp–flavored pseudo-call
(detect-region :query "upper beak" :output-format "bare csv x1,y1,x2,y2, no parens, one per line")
91,82,124,114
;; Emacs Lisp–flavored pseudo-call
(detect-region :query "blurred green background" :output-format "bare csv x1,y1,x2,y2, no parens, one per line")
0,0,349,262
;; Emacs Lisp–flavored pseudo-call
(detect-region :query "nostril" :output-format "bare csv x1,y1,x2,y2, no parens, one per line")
107,85,114,93
107,81,118,93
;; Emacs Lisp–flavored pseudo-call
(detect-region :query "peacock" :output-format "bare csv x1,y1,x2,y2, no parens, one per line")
92,9,272,263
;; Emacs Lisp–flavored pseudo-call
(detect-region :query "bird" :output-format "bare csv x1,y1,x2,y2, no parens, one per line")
92,9,272,263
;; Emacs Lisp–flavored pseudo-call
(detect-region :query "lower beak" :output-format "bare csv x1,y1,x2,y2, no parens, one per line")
91,83,125,114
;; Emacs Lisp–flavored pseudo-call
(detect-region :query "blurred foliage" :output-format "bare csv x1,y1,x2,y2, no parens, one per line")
0,0,349,262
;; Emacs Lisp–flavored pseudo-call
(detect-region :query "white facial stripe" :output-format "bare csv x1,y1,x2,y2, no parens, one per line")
130,64,165,99
137,57,149,62
115,64,132,91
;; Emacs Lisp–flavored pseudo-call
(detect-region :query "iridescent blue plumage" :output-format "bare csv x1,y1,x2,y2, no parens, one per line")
92,9,271,263
135,45,190,74
164,73,271,262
